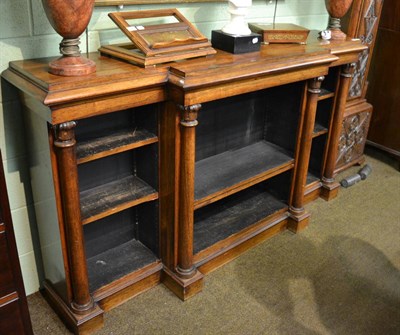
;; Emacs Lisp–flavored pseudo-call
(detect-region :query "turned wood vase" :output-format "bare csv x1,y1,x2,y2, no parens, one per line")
325,0,354,40
325,0,353,18
41,0,96,76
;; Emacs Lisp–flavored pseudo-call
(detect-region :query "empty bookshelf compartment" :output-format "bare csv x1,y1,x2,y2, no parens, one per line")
78,145,158,224
315,98,333,135
194,83,303,208
307,135,327,185
195,141,293,208
84,202,159,293
194,173,291,257
318,88,335,101
320,66,339,94
75,105,158,164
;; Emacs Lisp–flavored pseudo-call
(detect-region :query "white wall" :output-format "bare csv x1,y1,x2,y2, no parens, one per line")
0,0,329,295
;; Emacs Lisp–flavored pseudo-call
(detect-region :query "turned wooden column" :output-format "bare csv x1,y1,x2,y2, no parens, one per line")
162,103,204,300
54,121,94,314
161,103,204,300
321,63,356,200
176,104,201,278
289,76,324,232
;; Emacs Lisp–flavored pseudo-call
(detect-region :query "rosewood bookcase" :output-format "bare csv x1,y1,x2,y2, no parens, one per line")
1,35,365,334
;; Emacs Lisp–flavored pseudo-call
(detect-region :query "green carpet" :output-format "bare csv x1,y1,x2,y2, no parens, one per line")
28,148,400,334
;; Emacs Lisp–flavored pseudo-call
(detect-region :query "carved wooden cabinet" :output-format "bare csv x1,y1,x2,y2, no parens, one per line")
1,36,364,334
335,0,384,172
0,151,33,335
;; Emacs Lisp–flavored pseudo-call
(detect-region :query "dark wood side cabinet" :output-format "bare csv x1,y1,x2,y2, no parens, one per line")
0,151,33,335
366,0,400,160
1,36,364,334
335,0,384,173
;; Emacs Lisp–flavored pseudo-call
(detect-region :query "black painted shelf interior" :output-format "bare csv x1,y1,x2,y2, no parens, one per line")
80,175,158,224
306,171,320,185
194,186,287,254
318,88,334,100
313,122,328,138
87,239,158,292
194,141,293,205
76,128,157,164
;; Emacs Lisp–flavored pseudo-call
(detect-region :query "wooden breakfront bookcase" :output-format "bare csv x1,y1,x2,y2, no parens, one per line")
1,34,365,334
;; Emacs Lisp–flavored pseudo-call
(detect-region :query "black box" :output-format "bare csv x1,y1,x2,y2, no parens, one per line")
211,30,262,54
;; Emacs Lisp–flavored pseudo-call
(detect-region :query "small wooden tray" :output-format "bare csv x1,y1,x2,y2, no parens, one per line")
99,9,216,67
249,23,310,44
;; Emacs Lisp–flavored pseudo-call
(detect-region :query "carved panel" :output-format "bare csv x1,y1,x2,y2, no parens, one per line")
336,110,372,167
348,0,381,98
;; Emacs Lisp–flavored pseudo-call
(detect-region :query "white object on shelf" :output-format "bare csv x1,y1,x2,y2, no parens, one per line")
222,0,252,36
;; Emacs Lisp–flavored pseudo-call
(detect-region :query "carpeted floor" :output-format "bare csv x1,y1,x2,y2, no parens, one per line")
27,147,400,334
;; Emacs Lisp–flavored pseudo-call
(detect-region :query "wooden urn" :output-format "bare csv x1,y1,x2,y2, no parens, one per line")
41,0,96,76
325,0,354,40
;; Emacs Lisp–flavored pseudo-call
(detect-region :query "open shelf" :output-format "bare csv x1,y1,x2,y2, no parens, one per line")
76,128,158,164
194,186,288,255
318,88,335,101
80,175,158,225
315,98,333,134
306,171,320,185
308,131,328,186
194,141,294,209
304,171,322,203
87,239,159,293
312,122,328,138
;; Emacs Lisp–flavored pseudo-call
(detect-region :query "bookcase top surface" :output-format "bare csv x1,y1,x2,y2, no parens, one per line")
2,32,366,110
168,33,366,82
3,53,169,106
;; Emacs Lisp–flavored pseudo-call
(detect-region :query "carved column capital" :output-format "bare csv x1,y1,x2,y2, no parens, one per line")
307,76,325,94
54,121,77,148
179,104,201,127
341,62,357,78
